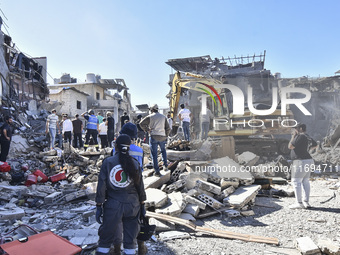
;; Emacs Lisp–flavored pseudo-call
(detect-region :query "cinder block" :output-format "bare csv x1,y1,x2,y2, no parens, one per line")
224,209,240,218
220,177,240,189
164,179,186,194
64,190,87,202
184,195,206,210
197,194,223,209
44,192,63,204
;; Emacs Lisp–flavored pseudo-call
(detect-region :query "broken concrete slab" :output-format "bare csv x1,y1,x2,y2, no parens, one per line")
155,191,186,216
240,210,255,216
295,237,322,255
223,185,261,208
145,188,168,208
144,170,171,189
158,230,191,241
318,239,340,255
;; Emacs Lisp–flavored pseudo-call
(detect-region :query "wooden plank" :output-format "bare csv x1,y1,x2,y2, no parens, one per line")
146,211,279,245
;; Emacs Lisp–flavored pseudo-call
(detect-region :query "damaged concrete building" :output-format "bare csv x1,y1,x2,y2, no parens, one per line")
49,73,132,128
0,26,49,117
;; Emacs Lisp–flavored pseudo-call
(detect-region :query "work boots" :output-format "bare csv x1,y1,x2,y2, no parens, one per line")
109,243,121,255
137,240,148,255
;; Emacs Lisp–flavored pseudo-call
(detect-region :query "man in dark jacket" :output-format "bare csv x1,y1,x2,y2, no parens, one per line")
0,116,13,162
106,111,115,147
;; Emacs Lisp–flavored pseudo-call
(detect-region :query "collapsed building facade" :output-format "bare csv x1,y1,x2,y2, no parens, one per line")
0,27,49,119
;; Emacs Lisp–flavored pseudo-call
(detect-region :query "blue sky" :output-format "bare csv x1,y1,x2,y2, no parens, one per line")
1,0,339,108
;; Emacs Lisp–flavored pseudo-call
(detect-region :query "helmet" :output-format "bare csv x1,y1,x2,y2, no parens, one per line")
150,104,158,111
89,110,94,115
120,122,137,139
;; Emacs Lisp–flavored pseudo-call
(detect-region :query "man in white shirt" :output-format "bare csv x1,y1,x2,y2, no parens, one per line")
98,118,108,148
178,104,191,141
46,109,60,150
62,114,73,144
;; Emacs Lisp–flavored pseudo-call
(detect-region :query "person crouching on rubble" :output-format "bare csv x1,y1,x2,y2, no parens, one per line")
288,123,317,209
95,134,146,255
0,116,13,162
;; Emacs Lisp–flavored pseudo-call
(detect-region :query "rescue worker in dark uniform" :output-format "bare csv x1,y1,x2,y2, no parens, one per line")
95,134,146,255
110,122,147,255
81,110,99,151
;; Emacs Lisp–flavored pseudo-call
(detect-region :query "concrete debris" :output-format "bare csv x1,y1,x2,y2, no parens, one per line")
318,239,340,255
223,185,261,208
295,236,322,255
158,230,191,241
145,188,168,208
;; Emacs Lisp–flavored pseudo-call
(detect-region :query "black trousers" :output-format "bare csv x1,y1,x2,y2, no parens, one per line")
63,131,72,144
99,134,108,148
107,130,115,147
84,129,98,150
73,133,83,148
0,140,11,162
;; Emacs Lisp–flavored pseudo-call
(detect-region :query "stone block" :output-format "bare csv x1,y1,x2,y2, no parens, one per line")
295,237,321,255
145,188,168,208
223,185,261,208
197,194,223,209
170,162,187,182
196,180,221,195
144,170,171,189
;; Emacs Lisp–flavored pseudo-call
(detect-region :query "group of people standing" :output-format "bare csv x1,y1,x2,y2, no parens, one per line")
45,109,116,151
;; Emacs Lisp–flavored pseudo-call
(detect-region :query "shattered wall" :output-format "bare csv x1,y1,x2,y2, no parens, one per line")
0,31,9,100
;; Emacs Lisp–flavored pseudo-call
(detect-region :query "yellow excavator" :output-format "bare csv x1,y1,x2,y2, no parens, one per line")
169,71,294,155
